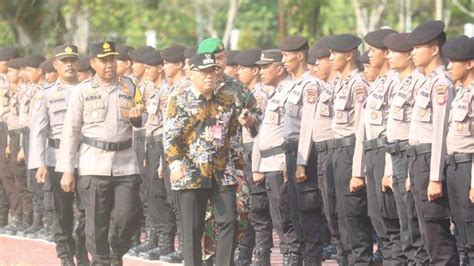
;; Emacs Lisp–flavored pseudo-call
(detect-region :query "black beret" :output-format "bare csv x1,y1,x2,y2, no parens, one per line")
22,54,46,68
89,41,119,58
141,50,163,66
442,35,474,62
358,51,370,65
307,52,317,65
0,47,19,61
280,35,309,52
78,56,92,72
407,20,445,46
310,36,333,60
184,47,197,59
225,50,241,66
116,45,135,61
161,44,186,63
383,33,413,52
189,53,218,70
128,46,154,62
256,49,283,65
329,34,362,52
39,58,56,73
234,49,261,67
364,29,398,49
53,44,79,60
7,58,23,69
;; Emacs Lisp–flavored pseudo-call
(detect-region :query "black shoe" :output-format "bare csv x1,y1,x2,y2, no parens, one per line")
111,257,123,266
234,246,253,266
1,221,28,235
139,243,174,260
203,255,215,266
160,250,183,263
61,257,75,266
322,243,338,261
17,214,43,237
459,251,469,266
127,227,158,256
284,253,302,266
251,248,271,266
371,249,383,262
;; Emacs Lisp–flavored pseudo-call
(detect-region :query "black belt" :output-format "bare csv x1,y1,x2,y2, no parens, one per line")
447,153,472,169
406,143,432,158
333,135,356,149
243,142,254,152
385,140,409,154
146,134,163,144
82,136,132,151
282,140,299,154
364,136,387,152
8,128,23,136
48,138,61,149
260,143,288,158
312,139,334,153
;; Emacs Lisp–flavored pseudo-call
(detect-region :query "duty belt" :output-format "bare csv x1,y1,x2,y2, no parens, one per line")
243,142,254,152
333,135,356,149
260,140,298,158
146,134,163,144
385,140,409,154
82,136,132,151
312,139,335,153
8,127,25,136
48,138,61,149
447,153,472,169
406,143,432,158
364,136,387,152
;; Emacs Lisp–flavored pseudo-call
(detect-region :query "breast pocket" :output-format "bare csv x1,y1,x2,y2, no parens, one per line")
451,108,470,136
84,101,106,124
119,99,133,121
391,96,406,121
334,110,352,124
365,109,383,125
286,102,300,118
49,101,68,126
264,102,281,125
317,102,331,117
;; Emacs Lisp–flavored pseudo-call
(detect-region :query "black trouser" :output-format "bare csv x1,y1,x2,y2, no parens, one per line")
248,174,272,251
146,139,176,235
240,143,256,251
408,149,459,265
7,130,32,217
0,129,10,219
365,146,403,265
332,145,372,265
446,157,474,263
22,130,44,218
286,149,325,257
133,129,149,226
176,181,237,266
78,174,142,264
44,167,85,259
389,149,428,265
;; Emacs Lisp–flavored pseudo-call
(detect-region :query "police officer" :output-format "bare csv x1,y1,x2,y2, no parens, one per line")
116,45,135,79
251,48,300,265
224,50,241,79
56,41,144,265
328,34,373,265
443,36,474,265
406,20,459,265
384,32,429,265
78,56,95,82
40,58,59,86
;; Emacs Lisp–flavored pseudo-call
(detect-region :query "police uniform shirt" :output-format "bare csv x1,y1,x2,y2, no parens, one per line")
144,79,170,137
56,76,141,176
29,80,77,169
331,69,369,138
0,73,9,126
242,82,270,144
296,74,327,166
386,69,426,142
19,83,43,128
446,82,474,187
352,70,400,177
252,77,293,172
6,88,22,131
408,65,454,182
311,76,340,143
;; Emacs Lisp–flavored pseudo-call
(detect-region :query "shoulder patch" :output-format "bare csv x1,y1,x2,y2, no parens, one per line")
354,85,367,102
306,85,318,104
435,85,448,105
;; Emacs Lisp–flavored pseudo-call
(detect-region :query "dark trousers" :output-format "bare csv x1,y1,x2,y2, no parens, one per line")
176,181,237,266
286,149,324,257
133,130,149,226
240,144,256,250
22,131,44,217
390,150,428,265
78,174,142,264
44,167,85,259
332,145,372,265
7,131,32,217
146,140,176,235
0,129,10,219
447,158,474,263
408,151,459,265
366,147,403,265
248,175,273,251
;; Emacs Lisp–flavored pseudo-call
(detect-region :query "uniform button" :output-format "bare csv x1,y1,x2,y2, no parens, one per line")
371,111,378,120
456,123,464,132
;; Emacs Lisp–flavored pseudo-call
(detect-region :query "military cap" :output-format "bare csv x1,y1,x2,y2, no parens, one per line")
225,50,241,66
161,44,186,63
383,33,413,52
39,58,56,73
307,51,317,65
0,47,19,61
89,41,119,58
78,56,92,72
197,37,225,54
141,50,163,66
128,46,154,62
407,20,445,46
7,58,23,69
116,45,135,61
329,34,362,52
310,36,333,59
256,49,283,65
364,28,398,49
184,47,197,59
53,44,79,60
189,53,218,70
234,49,262,67
280,35,309,52
442,35,474,62
22,54,46,68
358,51,370,65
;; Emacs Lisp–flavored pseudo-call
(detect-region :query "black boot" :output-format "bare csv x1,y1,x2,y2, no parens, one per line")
35,213,53,241
0,210,8,227
459,250,469,266
304,256,322,266
0,214,23,235
284,253,302,266
160,233,183,263
61,256,75,266
127,226,158,256
234,246,253,266
321,243,337,261
110,255,123,266
203,254,215,266
251,248,271,266
17,211,43,237
139,233,175,260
